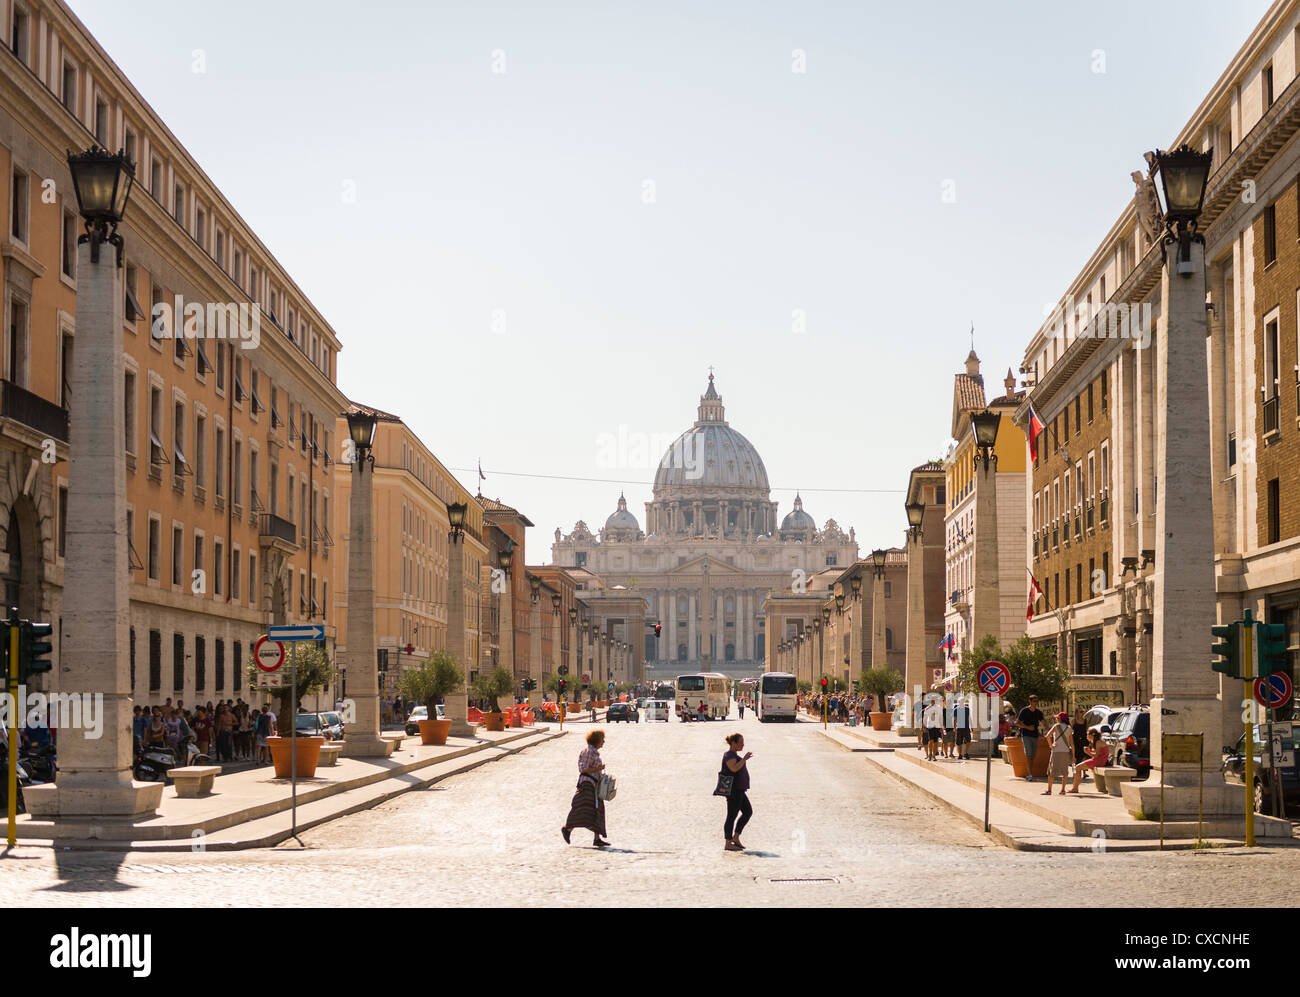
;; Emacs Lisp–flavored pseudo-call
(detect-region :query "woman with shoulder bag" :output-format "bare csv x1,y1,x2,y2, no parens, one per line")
1043,711,1073,796
718,732,753,851
562,729,610,848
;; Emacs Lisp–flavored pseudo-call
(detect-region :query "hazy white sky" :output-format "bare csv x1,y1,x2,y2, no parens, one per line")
70,0,1269,560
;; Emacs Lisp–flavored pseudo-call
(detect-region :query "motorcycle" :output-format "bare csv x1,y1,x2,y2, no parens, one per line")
19,742,56,783
134,735,210,782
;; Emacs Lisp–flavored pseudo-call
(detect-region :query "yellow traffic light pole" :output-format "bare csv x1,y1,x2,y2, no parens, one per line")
1244,617,1255,848
7,620,17,847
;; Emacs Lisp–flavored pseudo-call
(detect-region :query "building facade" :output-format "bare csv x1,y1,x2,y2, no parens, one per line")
1,0,347,708
552,374,858,677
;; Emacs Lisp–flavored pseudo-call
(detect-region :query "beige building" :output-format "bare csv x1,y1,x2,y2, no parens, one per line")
1,0,346,707
332,405,486,701
552,374,858,681
1015,0,1300,714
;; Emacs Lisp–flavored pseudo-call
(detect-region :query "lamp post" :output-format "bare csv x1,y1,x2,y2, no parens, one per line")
497,541,516,695
870,548,888,685
527,574,541,710
337,409,393,757
1122,144,1230,822
848,574,863,688
443,500,476,738
568,606,578,684
812,616,823,683
970,409,1001,653
27,147,159,822
544,591,560,710
903,494,927,734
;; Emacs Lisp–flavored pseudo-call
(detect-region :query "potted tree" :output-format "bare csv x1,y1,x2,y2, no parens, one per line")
397,651,463,745
472,667,515,732
957,634,1067,772
248,642,335,779
860,666,904,730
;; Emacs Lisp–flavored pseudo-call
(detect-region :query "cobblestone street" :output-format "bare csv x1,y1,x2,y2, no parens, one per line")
4,716,1300,907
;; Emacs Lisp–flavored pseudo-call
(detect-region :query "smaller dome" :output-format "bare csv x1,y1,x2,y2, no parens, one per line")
604,493,640,534
780,494,815,534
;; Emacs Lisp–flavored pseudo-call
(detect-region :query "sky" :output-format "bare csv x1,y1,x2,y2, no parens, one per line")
69,0,1271,560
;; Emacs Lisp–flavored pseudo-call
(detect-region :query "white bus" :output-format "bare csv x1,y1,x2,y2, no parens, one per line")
756,672,799,722
674,673,731,720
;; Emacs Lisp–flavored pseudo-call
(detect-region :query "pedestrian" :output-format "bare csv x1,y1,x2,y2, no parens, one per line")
953,697,973,760
216,703,235,762
1018,695,1044,781
1068,727,1110,793
253,708,273,765
720,732,753,851
739,699,745,720
236,706,253,760
1071,707,1089,764
698,700,707,722
941,721,956,759
194,706,213,758
1043,711,1073,796
561,729,610,848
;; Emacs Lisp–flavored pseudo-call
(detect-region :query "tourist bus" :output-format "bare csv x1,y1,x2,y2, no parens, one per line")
756,672,799,722
674,673,731,719
654,683,676,701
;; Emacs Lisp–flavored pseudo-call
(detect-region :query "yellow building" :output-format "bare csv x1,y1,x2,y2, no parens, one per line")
333,406,486,702
1,0,346,706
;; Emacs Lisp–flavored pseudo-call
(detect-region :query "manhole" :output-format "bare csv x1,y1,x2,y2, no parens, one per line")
767,877,839,884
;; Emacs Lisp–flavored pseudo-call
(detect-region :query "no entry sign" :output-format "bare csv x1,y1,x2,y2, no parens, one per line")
1254,672,1292,710
978,660,1010,696
255,634,285,673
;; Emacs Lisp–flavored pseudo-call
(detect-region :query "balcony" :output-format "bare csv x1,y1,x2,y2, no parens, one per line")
1032,535,1039,559
1,380,68,443
1085,503,1094,531
1073,514,1081,540
1100,495,1109,525
1052,526,1059,549
1263,395,1280,437
258,513,299,553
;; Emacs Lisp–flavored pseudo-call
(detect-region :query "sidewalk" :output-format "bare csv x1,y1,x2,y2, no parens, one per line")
13,725,562,851
819,726,1295,851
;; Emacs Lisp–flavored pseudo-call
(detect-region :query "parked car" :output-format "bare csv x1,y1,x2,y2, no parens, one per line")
646,699,671,722
607,703,638,723
1102,708,1150,780
294,712,325,737
1222,724,1300,813
406,706,428,735
319,711,345,740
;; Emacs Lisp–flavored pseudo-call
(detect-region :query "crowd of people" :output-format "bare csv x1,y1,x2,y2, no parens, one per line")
131,698,278,766
799,691,876,725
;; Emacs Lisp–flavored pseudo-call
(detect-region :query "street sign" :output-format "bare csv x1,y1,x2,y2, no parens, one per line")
977,660,1010,696
1268,722,1295,769
267,624,326,642
255,635,285,673
608,681,615,690
1254,672,1292,709
582,673,590,682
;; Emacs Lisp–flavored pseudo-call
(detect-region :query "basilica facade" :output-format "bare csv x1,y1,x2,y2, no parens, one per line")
551,376,858,674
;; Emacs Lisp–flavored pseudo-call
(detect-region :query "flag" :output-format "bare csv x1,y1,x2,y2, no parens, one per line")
1027,572,1043,621
1027,404,1045,462
938,633,955,657
955,523,966,544
477,460,486,483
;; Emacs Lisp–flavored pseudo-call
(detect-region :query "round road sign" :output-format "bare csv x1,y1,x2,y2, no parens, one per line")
255,635,285,673
1254,672,1293,710
978,660,1010,696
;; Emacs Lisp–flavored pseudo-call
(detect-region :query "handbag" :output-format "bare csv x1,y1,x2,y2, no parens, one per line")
713,771,734,797
597,773,617,801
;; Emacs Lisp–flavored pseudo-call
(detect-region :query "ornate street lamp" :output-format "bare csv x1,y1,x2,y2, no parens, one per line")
67,145,135,265
568,606,578,625
1150,144,1213,275
971,409,1000,469
905,499,925,541
870,548,887,580
497,539,514,574
821,607,831,627
446,500,467,541
835,592,845,615
529,573,541,603
551,592,561,615
346,409,378,469
812,617,821,633
850,574,862,599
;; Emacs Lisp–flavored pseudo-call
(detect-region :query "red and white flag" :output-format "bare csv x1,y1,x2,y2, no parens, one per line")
1027,404,1045,462
1027,572,1043,620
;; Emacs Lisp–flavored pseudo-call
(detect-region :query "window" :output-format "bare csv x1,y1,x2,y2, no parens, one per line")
1264,63,1274,108
213,541,223,596
173,183,185,225
149,385,167,467
1264,203,1277,266
195,636,206,693
150,158,163,202
61,60,77,115
10,169,28,242
233,641,242,693
61,211,76,279
883,580,892,599
124,126,137,168
233,438,242,507
94,96,109,144
149,629,161,692
124,369,136,455
1268,478,1281,545
11,5,29,65
57,485,68,558
194,534,204,594
124,264,143,323
173,400,189,476
249,554,257,608
214,228,224,268
216,341,226,391
1087,384,1094,423
215,426,226,498
173,633,185,691
194,413,206,489
171,525,183,586
232,548,241,601
59,329,73,410
195,204,206,249
1101,369,1108,413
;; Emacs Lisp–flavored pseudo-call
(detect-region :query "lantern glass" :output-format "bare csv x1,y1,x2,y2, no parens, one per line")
851,575,862,596
498,542,514,572
905,500,925,527
447,501,467,531
346,410,377,451
871,548,886,571
1153,145,1213,220
971,410,1000,449
67,147,135,223
551,592,561,611
569,607,578,623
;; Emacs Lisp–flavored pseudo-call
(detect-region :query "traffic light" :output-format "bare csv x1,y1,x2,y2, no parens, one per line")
558,678,567,697
19,620,53,682
1211,621,1240,679
654,624,662,638
1257,622,1288,678
820,676,828,692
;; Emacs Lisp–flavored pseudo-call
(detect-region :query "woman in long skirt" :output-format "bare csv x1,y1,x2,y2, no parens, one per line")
562,729,609,847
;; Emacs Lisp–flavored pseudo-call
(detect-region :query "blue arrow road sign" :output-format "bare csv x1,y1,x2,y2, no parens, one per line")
978,661,1010,696
608,681,615,689
267,624,326,642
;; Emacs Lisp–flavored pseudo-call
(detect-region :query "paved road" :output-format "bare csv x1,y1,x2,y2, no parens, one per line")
4,713,1299,906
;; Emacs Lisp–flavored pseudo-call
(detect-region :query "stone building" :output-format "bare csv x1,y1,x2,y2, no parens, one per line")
1015,0,1300,717
551,374,858,679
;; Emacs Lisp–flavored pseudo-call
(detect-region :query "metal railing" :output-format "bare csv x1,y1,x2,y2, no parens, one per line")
258,513,298,546
1263,395,1280,436
2,380,68,442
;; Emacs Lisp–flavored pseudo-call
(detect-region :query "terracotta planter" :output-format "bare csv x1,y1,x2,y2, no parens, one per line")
417,718,452,745
1005,736,1028,777
267,736,323,779
870,712,893,731
482,712,506,732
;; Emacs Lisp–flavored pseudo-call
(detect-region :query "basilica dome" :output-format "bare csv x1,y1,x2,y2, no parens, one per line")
779,494,815,536
651,374,771,495
603,493,640,537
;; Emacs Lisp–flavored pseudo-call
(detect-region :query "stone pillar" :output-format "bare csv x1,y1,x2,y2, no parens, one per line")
498,579,515,692
971,460,1001,650
443,530,476,738
902,530,925,731
1122,240,1234,819
870,571,887,684
848,596,862,687
701,562,712,666
28,239,163,822
340,449,394,757
687,592,697,661
569,616,577,682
